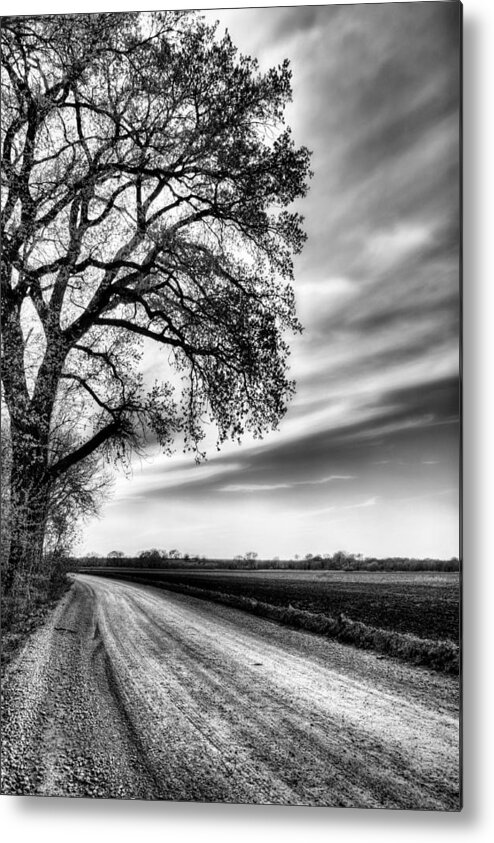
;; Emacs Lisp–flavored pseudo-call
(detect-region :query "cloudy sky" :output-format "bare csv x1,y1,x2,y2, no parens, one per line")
82,2,461,560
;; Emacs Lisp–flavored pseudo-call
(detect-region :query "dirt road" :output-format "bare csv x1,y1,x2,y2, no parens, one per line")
1,574,460,808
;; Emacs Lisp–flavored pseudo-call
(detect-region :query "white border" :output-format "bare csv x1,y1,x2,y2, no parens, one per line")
2,1,493,841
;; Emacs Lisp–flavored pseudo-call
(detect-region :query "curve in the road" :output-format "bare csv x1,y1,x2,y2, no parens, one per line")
1,575,460,808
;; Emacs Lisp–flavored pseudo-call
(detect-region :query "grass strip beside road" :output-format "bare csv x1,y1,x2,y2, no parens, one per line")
1,575,71,677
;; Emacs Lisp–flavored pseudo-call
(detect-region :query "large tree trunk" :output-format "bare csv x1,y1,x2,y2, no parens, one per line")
2,436,51,603
1,300,66,603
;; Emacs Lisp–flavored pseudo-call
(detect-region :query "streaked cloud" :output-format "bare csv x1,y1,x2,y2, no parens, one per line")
306,497,379,519
219,475,355,494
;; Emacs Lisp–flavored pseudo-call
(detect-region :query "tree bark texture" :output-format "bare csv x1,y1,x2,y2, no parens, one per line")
3,434,52,599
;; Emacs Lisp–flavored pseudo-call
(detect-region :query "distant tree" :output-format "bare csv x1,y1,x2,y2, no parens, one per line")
1,12,311,599
168,549,180,559
107,550,124,559
332,550,350,568
138,548,161,558
243,550,258,569
137,548,164,566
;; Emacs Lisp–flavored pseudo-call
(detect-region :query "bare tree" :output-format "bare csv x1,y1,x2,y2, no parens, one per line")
43,449,113,559
1,12,311,597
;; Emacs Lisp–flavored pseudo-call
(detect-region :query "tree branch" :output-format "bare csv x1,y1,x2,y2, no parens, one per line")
61,373,117,416
48,420,120,479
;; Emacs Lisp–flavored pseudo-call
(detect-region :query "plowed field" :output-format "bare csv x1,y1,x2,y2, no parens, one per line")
90,569,459,642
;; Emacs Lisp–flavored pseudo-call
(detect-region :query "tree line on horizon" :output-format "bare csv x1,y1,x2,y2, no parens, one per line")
77,548,460,572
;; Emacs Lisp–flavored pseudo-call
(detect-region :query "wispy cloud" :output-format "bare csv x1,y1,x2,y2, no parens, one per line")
220,483,292,493
306,497,379,518
219,475,355,493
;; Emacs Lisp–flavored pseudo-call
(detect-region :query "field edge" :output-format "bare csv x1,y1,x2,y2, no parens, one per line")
90,571,459,675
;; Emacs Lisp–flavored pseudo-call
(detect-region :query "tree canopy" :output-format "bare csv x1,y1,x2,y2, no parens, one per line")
1,11,311,594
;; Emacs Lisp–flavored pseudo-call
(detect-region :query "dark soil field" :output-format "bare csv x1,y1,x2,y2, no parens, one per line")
90,569,459,643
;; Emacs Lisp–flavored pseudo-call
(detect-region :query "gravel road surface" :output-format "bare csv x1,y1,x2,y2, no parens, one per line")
1,574,460,808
